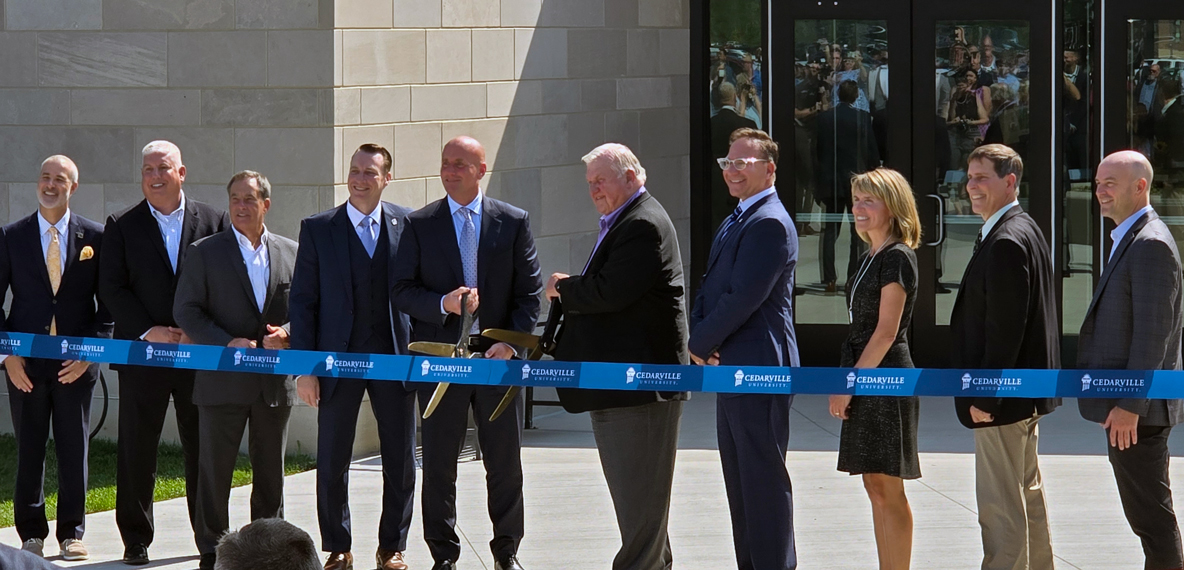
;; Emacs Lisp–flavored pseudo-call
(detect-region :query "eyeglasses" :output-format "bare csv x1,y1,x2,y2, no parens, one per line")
717,157,770,171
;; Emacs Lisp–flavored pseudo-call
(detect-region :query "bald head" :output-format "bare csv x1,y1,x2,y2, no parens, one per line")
1096,150,1155,224
440,136,487,204
41,155,78,184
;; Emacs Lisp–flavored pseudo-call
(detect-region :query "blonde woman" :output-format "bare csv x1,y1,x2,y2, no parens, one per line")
828,168,922,570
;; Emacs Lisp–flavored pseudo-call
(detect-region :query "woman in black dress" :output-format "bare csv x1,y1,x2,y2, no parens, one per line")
828,168,922,570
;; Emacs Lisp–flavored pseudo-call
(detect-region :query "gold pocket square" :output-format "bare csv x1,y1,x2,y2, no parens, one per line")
79,245,94,261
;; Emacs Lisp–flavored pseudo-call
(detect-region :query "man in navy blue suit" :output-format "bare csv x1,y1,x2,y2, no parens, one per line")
0,155,112,562
689,128,800,570
392,136,542,570
289,144,416,570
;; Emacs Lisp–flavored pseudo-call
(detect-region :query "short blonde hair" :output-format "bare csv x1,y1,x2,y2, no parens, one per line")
850,168,922,249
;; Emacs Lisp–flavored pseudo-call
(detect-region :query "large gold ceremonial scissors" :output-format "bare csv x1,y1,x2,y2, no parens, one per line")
480,299,563,421
410,292,479,419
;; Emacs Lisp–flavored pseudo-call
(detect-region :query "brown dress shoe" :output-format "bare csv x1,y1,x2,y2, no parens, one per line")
376,548,408,570
324,551,353,570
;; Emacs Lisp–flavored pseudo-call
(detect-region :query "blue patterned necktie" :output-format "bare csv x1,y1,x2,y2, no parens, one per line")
717,206,743,243
460,207,479,332
359,217,377,258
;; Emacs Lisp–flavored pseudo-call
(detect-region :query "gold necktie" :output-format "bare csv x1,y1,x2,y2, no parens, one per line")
47,226,61,335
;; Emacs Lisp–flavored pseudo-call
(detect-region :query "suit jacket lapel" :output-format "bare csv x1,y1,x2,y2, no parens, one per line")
584,192,651,274
226,232,259,315
478,198,502,292
431,199,466,286
138,201,173,272
381,201,400,261
261,233,282,318
1086,210,1155,318
329,205,354,305
21,214,53,294
177,198,200,274
706,194,772,274
62,215,82,280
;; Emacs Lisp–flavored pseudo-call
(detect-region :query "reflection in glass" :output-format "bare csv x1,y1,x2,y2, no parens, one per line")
793,20,888,324
1128,20,1184,255
933,21,1031,325
709,0,764,233
1062,0,1094,337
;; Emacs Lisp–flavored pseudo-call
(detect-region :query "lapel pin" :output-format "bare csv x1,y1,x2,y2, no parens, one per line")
391,219,397,225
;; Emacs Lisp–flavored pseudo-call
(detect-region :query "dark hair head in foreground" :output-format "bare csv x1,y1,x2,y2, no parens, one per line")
215,518,319,570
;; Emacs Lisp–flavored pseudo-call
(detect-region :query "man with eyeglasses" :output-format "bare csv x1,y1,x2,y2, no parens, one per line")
692,128,799,570
392,136,542,570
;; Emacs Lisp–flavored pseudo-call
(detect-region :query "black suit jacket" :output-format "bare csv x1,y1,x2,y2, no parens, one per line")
99,197,229,345
710,108,758,164
815,103,880,204
0,211,112,376
174,230,299,407
554,192,689,413
288,202,413,401
391,196,542,349
950,206,1061,428
1154,100,1184,166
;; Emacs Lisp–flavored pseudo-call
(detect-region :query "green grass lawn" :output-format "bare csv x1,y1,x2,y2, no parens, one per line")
0,434,316,528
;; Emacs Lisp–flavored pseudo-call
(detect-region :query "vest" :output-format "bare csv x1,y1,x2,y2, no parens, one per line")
347,218,394,354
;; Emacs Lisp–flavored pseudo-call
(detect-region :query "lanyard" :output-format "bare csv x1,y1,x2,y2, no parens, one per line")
847,240,896,324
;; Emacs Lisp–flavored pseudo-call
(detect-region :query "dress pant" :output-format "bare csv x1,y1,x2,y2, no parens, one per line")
589,399,683,570
317,378,417,553
1107,425,1183,570
7,360,97,543
194,398,292,555
115,366,200,548
973,416,1054,570
717,394,796,570
416,384,524,564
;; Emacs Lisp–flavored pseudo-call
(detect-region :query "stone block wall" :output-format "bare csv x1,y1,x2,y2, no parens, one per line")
0,0,691,456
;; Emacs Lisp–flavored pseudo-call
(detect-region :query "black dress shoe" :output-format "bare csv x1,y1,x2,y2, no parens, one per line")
495,554,525,570
199,552,216,569
431,561,456,570
122,544,149,565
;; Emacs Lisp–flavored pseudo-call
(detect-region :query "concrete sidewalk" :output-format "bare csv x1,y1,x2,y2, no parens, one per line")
3,393,1182,569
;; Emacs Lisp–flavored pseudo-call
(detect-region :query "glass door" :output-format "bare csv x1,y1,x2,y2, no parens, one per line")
909,0,1055,366
771,0,912,365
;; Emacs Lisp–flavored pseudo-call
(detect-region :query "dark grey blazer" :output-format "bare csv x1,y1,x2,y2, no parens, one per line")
174,229,299,407
1078,209,1184,426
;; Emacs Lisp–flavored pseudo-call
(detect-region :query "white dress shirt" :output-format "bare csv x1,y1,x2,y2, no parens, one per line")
148,191,186,272
37,209,70,277
440,191,484,314
232,226,270,312
737,186,777,216
980,200,1020,240
346,200,383,248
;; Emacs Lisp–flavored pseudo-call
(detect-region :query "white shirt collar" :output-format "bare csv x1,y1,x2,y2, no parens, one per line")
1110,204,1155,259
980,200,1020,238
231,225,268,253
346,200,383,229
147,191,186,220
1165,97,1180,114
738,186,777,214
447,190,484,217
37,209,71,237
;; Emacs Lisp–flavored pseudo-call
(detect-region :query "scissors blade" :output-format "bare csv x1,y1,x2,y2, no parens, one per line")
422,381,450,418
481,328,540,350
409,341,462,358
488,386,521,421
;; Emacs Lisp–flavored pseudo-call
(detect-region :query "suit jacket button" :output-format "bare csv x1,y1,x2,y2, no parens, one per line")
51,300,57,305
44,326,50,331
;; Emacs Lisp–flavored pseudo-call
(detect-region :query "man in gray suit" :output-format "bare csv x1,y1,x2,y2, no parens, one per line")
1078,150,1184,570
174,171,300,570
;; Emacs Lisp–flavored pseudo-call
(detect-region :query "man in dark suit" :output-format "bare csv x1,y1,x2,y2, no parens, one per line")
689,129,799,570
547,143,688,570
392,136,542,570
816,79,880,290
290,144,415,570
948,145,1060,570
173,171,299,570
98,141,229,565
0,155,111,562
709,82,760,232
1079,150,1184,570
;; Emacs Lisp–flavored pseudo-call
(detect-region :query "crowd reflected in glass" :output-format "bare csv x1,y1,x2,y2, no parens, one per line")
1062,0,1094,339
933,22,1031,324
793,20,887,324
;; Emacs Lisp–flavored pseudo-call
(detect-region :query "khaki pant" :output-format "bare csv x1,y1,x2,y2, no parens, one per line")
974,416,1055,570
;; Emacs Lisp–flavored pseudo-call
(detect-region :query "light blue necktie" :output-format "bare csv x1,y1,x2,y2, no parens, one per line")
359,217,377,258
460,208,479,332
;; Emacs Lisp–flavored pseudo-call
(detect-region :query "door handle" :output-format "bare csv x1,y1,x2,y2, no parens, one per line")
924,193,945,247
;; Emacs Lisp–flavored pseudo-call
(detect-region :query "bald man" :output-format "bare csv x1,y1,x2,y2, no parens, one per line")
0,156,112,561
392,136,542,570
1078,151,1184,569
99,141,228,564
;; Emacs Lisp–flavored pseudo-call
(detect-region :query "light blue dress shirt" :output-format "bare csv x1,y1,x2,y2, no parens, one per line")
439,192,484,314
1109,204,1155,261
148,192,186,273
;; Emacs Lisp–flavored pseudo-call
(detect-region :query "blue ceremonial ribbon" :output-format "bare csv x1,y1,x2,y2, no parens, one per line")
0,332,1178,399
